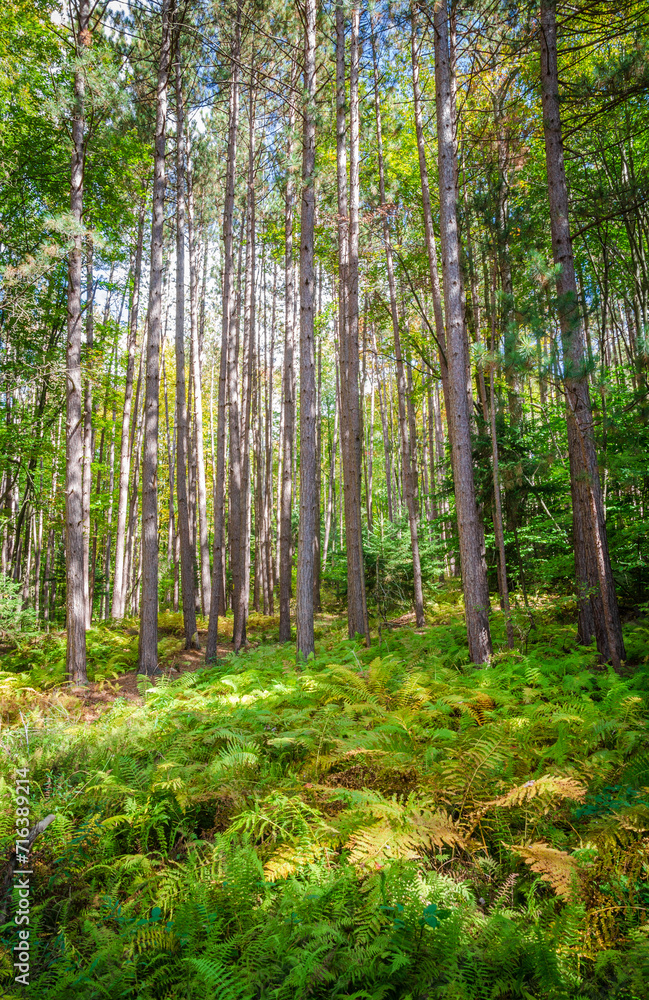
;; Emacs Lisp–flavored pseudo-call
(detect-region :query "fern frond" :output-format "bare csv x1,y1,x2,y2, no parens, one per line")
508,841,580,900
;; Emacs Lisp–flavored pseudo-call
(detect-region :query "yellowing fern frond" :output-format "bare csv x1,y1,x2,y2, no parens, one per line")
508,841,580,900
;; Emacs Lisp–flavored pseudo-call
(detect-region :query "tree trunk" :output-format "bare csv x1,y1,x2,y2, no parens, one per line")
371,17,424,627
174,47,199,649
187,144,211,617
410,4,449,405
539,0,625,668
337,5,369,643
66,0,90,685
434,2,492,663
265,264,276,611
138,0,171,676
82,237,94,627
112,200,145,619
279,61,299,643
487,268,515,648
234,71,257,650
296,0,317,659
206,10,240,662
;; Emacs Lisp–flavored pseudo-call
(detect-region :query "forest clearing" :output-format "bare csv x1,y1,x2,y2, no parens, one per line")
1,0,649,996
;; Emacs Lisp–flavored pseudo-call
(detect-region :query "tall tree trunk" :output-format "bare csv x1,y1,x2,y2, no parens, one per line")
102,386,117,619
279,61,298,643
434,2,492,663
487,268,515,648
371,17,424,627
206,10,240,662
66,0,90,684
124,341,144,611
234,72,257,650
314,313,322,611
82,237,94,627
337,5,369,642
139,0,171,676
296,0,317,659
539,0,625,668
112,200,145,619
372,324,394,522
162,351,176,604
187,145,211,616
409,4,449,405
174,46,199,648
265,264,276,611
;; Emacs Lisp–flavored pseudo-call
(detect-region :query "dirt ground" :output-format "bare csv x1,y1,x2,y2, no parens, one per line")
69,631,234,722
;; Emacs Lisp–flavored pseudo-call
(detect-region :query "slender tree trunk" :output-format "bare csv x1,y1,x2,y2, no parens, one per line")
124,340,144,609
102,387,117,619
66,0,90,684
113,201,145,618
265,265,276,611
187,143,211,616
371,19,424,626
162,351,176,601
279,62,298,643
314,318,322,611
82,237,94,627
206,10,240,661
174,47,199,648
486,270,515,647
434,2,492,663
337,5,369,642
234,73,257,650
540,0,625,668
296,0,317,659
372,324,394,522
409,5,449,405
139,0,171,675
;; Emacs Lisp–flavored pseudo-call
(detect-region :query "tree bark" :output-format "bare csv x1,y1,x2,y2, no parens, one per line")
434,2,492,663
296,0,317,659
174,47,199,648
337,5,369,643
186,141,211,617
206,8,240,662
371,17,424,627
539,0,625,668
112,200,145,619
138,0,171,675
66,0,90,684
279,61,299,643
410,4,449,404
234,71,257,650
82,237,94,627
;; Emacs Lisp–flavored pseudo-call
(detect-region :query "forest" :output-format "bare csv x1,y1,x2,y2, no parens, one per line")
1,0,649,995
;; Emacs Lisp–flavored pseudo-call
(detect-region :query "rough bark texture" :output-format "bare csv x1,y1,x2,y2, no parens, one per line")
539,0,625,668
337,5,369,643
138,0,170,676
296,0,317,660
174,46,199,650
65,0,90,685
279,61,298,643
434,3,492,664
234,74,257,651
112,201,145,619
187,149,211,617
82,239,94,628
206,10,240,662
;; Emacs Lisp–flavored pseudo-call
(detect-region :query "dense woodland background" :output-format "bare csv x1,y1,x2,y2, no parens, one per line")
1,1,649,997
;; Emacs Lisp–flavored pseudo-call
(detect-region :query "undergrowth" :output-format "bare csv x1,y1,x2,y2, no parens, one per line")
0,601,648,998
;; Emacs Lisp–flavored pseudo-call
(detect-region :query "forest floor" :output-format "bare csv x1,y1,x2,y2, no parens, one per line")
1,594,649,998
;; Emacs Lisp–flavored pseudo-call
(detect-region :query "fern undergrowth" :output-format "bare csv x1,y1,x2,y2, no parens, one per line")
1,599,649,998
